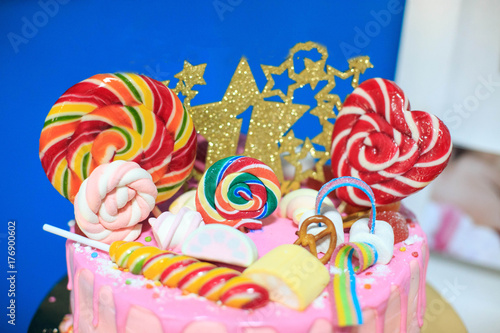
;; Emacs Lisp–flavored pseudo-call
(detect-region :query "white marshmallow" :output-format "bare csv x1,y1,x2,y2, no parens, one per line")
298,207,344,252
349,218,394,265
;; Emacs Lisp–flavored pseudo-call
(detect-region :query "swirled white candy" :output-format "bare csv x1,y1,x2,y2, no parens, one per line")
148,207,204,251
349,218,394,265
182,224,258,267
169,190,197,214
298,206,344,253
279,189,334,225
74,160,157,243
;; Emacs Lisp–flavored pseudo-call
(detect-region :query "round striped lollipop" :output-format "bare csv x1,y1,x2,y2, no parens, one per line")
331,78,452,207
39,73,197,204
195,156,281,229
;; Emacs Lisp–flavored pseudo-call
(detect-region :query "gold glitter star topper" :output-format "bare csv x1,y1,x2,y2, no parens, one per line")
167,42,373,193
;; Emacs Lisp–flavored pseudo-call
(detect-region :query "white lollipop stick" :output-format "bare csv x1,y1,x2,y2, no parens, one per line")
43,224,110,252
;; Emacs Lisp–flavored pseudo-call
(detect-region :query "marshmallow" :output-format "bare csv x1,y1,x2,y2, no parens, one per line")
182,224,258,267
279,189,334,225
349,218,394,264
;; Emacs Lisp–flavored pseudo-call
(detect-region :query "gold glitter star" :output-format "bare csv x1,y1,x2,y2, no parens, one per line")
174,61,207,104
187,58,259,168
175,42,373,187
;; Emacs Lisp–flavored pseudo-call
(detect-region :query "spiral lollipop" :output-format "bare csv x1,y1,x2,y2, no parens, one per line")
74,160,157,244
331,78,452,207
39,73,197,204
195,156,281,229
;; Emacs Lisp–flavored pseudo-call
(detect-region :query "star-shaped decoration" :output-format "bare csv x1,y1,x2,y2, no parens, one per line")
174,61,207,104
261,60,295,103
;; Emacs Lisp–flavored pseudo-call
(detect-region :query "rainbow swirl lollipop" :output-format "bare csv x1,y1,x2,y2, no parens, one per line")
39,73,196,203
195,156,281,229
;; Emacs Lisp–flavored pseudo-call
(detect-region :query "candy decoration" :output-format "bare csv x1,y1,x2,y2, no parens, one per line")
182,224,258,267
316,176,377,233
39,73,197,204
349,218,394,264
219,276,270,310
148,207,204,251
195,156,281,229
243,244,330,311
74,160,157,244
169,190,197,214
44,224,269,310
330,242,378,326
376,211,409,244
298,207,344,254
331,78,452,207
294,215,338,264
279,189,334,225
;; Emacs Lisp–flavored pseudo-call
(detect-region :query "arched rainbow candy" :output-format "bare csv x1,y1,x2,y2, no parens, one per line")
39,73,197,203
109,241,269,310
195,156,281,229
330,78,452,207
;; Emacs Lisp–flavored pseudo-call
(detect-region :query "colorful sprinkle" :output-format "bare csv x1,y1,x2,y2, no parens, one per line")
48,296,56,303
91,252,98,258
365,272,373,276
412,252,419,257
146,284,154,289
145,236,152,242
364,284,371,290
399,247,406,252
153,293,160,299
125,279,131,285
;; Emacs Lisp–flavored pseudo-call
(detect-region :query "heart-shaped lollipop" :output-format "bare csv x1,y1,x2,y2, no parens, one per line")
331,78,452,207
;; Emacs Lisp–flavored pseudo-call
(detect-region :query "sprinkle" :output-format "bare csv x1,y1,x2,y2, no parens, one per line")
153,293,160,299
364,284,371,289
91,252,98,258
125,280,131,285
399,247,406,252
365,272,373,276
48,296,56,303
145,236,152,242
146,284,154,289
154,281,162,287
409,223,415,228
412,252,418,258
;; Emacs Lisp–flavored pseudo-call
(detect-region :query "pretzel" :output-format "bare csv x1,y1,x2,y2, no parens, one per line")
294,215,337,264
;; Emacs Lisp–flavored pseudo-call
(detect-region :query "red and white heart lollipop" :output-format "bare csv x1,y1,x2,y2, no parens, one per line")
331,78,452,207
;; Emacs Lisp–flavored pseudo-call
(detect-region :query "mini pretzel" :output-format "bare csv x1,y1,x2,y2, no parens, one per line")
294,215,337,264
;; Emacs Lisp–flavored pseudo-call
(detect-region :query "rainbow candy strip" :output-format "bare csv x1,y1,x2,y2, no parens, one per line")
316,177,380,326
331,242,378,326
195,156,281,229
109,241,269,310
39,73,197,203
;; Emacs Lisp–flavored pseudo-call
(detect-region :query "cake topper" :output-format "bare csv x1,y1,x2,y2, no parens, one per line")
166,42,373,192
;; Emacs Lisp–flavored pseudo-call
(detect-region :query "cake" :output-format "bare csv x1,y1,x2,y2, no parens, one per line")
40,69,452,333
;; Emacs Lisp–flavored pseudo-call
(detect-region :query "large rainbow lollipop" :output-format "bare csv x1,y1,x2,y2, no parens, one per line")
39,73,197,204
195,156,281,229
331,78,452,207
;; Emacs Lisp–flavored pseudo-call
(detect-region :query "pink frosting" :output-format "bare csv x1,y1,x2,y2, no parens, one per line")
74,161,157,244
66,212,427,333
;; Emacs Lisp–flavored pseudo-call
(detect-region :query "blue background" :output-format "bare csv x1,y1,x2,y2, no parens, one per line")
0,1,405,332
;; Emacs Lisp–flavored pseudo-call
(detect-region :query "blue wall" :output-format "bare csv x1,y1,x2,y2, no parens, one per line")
0,1,405,332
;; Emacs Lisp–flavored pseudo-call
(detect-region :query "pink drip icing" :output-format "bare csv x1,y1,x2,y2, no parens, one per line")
113,287,131,333
399,279,410,333
73,269,81,332
416,244,429,327
66,241,74,291
92,279,99,327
